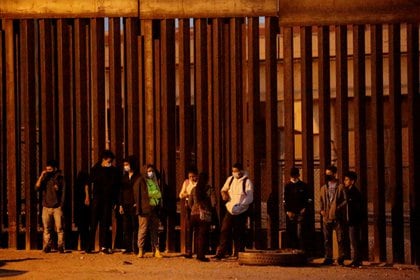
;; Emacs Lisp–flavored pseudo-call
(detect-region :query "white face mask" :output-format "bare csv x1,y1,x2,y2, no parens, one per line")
147,171,154,178
124,166,130,172
232,172,240,179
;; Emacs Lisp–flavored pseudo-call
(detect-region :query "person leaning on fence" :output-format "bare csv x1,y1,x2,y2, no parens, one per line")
135,164,163,258
179,166,199,258
213,162,254,260
320,165,347,266
188,172,214,262
35,159,65,253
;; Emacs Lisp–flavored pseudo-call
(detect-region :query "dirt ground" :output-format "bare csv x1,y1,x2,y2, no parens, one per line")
0,249,419,280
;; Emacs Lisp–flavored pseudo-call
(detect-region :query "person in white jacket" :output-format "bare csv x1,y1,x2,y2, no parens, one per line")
213,162,254,259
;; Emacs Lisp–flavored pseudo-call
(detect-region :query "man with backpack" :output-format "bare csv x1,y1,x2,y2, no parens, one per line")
213,162,254,259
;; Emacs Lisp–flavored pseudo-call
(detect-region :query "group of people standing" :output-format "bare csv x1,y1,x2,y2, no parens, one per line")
283,165,363,268
35,150,362,266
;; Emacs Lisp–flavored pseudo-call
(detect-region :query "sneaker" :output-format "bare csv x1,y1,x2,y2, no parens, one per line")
322,258,334,265
43,246,51,253
137,249,144,258
58,246,65,254
154,249,163,258
100,247,112,254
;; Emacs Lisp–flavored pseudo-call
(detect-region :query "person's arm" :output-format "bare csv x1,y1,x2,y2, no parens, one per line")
84,184,90,206
336,185,348,210
221,177,231,201
239,179,254,206
35,170,47,189
320,186,326,217
179,180,188,199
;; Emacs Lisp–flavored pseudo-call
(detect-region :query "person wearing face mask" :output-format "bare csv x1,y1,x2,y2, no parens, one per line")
86,150,120,254
136,164,164,258
178,167,199,258
319,165,347,265
35,159,65,253
118,156,140,254
283,167,309,250
213,162,254,260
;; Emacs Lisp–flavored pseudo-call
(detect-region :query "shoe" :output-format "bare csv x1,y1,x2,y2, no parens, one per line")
347,261,362,268
322,258,333,265
197,257,210,262
154,249,163,258
211,254,225,260
337,258,345,266
58,246,65,254
137,249,144,258
100,247,112,254
43,246,51,253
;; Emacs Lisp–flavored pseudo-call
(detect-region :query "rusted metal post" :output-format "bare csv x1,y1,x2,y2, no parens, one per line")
370,24,387,262
388,23,404,263
407,23,420,265
160,19,177,252
5,19,19,249
265,16,279,249
0,25,5,238
19,19,38,249
335,25,349,179
352,24,368,260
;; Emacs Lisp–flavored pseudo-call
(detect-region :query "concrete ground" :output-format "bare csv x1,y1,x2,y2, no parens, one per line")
0,249,419,280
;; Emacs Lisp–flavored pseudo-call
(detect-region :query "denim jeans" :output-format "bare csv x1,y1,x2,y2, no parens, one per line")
42,206,64,248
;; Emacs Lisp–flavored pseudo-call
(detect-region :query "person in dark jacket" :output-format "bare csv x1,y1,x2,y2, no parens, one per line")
135,164,163,258
343,171,363,267
188,172,214,262
118,155,140,254
35,159,65,253
283,167,309,250
87,150,120,254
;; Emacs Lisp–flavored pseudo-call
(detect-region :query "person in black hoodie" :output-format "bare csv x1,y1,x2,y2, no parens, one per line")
343,171,363,267
283,167,309,250
86,150,120,254
118,156,140,254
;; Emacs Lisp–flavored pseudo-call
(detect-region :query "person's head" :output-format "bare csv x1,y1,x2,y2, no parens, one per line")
325,165,337,182
187,166,198,183
232,162,243,179
101,150,115,167
123,155,139,173
290,167,300,180
344,171,357,188
46,159,59,173
146,164,156,179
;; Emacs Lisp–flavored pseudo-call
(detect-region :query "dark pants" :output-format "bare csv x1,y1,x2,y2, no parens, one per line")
216,211,247,257
286,214,305,250
77,205,90,251
191,214,210,259
185,208,194,254
349,224,361,263
89,199,112,251
121,204,137,252
323,220,346,260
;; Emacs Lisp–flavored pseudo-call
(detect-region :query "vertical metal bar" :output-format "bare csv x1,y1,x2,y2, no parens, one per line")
388,23,404,263
194,18,208,171
0,26,5,236
318,26,331,178
222,19,231,173
245,16,261,249
335,25,349,179
407,23,420,265
138,32,145,167
143,20,155,165
300,25,315,239
370,24,386,262
153,20,161,168
74,19,91,173
20,19,38,249
207,20,214,186
124,18,140,156
57,19,74,243
160,18,176,252
5,19,18,249
39,19,56,166
229,18,242,163
266,16,279,249
353,24,368,260
90,18,106,163
109,18,123,162
283,26,294,177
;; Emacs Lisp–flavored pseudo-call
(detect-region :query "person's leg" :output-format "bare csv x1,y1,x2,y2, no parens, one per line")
322,222,334,263
121,208,132,252
214,212,233,258
296,214,305,250
349,224,361,265
196,217,210,260
137,214,148,257
53,207,64,251
185,209,193,256
336,221,347,264
232,212,247,256
88,201,99,252
149,210,160,254
42,207,52,252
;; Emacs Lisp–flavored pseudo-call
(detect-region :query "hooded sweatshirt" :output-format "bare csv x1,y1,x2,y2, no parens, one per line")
221,173,254,215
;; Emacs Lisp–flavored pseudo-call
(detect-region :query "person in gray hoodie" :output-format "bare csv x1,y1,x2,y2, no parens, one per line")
213,162,254,259
320,165,347,265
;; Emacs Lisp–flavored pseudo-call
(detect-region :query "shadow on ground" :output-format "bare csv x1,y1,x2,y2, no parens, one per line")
0,257,42,278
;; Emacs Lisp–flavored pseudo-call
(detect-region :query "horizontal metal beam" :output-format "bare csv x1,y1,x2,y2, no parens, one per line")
2,0,419,24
